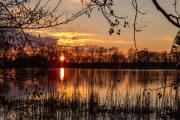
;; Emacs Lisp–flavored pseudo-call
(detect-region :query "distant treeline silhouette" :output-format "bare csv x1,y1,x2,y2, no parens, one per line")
1,46,180,68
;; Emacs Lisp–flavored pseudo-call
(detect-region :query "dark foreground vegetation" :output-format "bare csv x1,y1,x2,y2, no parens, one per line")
0,91,179,120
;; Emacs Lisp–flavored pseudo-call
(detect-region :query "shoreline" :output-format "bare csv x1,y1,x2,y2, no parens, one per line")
1,62,180,69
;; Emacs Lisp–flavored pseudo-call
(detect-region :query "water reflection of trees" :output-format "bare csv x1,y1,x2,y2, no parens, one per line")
1,69,179,96
0,68,180,119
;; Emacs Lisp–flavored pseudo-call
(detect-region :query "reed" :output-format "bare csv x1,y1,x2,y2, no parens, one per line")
0,86,179,120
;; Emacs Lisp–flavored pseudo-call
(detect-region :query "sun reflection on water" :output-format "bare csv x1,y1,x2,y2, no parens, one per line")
60,68,64,81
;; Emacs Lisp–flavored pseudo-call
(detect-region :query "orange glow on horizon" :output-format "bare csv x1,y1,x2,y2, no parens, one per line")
25,29,173,51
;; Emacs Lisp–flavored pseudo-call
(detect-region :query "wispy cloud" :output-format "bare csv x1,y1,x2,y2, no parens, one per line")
160,35,174,41
26,29,131,46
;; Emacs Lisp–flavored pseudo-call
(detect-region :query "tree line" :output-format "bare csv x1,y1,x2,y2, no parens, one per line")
2,45,179,68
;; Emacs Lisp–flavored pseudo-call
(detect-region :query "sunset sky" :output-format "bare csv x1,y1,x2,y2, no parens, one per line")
28,0,179,52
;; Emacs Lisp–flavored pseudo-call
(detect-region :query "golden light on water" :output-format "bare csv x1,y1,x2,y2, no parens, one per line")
60,68,64,81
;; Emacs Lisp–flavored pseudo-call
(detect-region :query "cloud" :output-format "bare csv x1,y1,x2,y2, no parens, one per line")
70,0,80,3
26,29,131,47
26,29,94,45
160,35,174,41
51,32,93,39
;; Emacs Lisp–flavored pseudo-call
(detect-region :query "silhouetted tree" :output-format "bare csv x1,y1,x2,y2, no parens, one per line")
88,46,98,63
111,52,126,63
74,46,82,63
80,0,179,50
81,0,179,29
161,51,168,63
136,48,150,63
0,0,93,66
128,48,137,63
97,47,106,62
151,0,180,28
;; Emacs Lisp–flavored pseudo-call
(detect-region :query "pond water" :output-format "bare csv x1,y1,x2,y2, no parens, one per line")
0,68,179,120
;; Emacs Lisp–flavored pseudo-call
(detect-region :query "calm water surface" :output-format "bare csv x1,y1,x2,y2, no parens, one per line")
0,68,179,120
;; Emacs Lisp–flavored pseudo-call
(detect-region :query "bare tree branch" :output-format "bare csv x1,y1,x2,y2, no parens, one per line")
152,0,180,28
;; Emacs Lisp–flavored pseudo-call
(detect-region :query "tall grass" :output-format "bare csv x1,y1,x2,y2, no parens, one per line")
0,86,179,120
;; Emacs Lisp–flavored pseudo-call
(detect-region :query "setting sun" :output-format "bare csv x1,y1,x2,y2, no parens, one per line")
60,56,65,61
